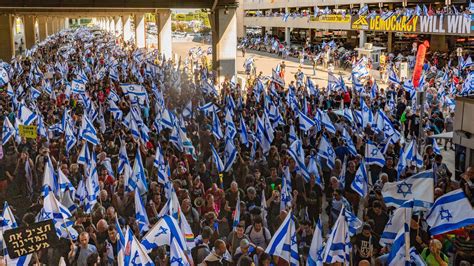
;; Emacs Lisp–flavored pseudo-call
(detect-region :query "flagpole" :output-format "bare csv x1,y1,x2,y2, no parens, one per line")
404,209,410,262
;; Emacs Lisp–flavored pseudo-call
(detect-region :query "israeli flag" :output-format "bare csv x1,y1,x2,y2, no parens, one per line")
71,78,86,94
432,139,441,155
154,145,170,185
320,111,336,135
298,110,317,132
201,80,218,96
307,76,317,95
211,144,224,173
65,124,76,153
318,135,336,169
41,190,78,240
121,226,154,266
170,238,191,266
323,207,362,264
289,124,297,143
0,67,9,87
1,202,32,266
288,139,310,182
77,142,90,166
2,117,15,145
18,103,38,125
307,216,324,266
224,111,237,141
135,190,150,235
342,128,357,156
29,86,41,100
388,68,401,85
343,108,354,124
265,211,299,266
120,83,148,102
382,170,434,209
41,158,57,197
358,5,369,15
426,189,474,236
281,167,293,211
80,114,100,145
386,223,411,266
223,139,238,172
403,79,416,99
239,114,249,147
350,160,369,198
365,141,385,167
212,111,224,140
380,200,413,245
130,149,148,195
376,109,396,138
256,115,272,155
141,215,188,252
404,140,424,168
360,98,374,128
232,195,241,230
108,100,123,121
84,165,98,214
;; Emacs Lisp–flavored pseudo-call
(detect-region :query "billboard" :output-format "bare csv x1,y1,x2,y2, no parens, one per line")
351,14,472,35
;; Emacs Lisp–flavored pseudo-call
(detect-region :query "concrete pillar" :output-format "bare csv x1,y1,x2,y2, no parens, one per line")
285,27,291,45
52,18,58,34
23,15,37,49
359,30,367,48
236,0,245,38
46,17,54,36
123,15,132,42
0,14,15,61
38,16,48,41
430,35,448,52
156,10,172,59
64,17,69,29
210,6,237,82
114,16,122,36
134,13,146,48
387,32,393,52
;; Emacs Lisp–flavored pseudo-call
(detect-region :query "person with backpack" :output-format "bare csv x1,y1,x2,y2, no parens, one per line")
245,216,271,249
192,226,213,264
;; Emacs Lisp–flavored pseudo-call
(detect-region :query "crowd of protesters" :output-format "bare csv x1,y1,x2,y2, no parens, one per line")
0,26,473,266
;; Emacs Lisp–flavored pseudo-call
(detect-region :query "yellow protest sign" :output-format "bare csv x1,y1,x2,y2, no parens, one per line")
19,125,37,139
311,15,350,23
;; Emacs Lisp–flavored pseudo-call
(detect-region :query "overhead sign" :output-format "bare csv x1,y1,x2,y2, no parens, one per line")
310,15,350,23
19,125,37,139
3,220,58,259
351,14,472,35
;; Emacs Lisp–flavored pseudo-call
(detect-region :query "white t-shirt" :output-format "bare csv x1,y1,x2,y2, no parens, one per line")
245,225,272,249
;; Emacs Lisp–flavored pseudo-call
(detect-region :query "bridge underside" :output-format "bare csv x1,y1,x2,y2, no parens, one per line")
0,0,237,9
0,0,239,81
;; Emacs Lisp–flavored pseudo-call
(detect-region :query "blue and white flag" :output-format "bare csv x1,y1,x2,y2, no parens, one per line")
121,226,154,266
211,144,224,173
223,139,237,172
288,139,310,182
130,149,148,195
298,110,317,132
342,128,357,156
108,100,123,121
388,68,401,85
318,135,336,169
426,189,474,235
358,5,369,15
280,167,293,211
18,103,38,125
201,80,218,96
432,139,441,155
265,211,299,266
403,79,416,100
120,83,148,102
382,170,434,209
289,124,298,143
360,98,374,128
386,223,411,266
0,67,9,87
319,111,336,135
2,117,15,145
41,158,57,197
212,111,223,140
380,200,414,245
350,161,369,198
323,207,362,264
232,195,241,230
365,141,385,167
41,190,78,240
65,124,77,153
141,215,189,252
1,202,32,266
239,114,249,147
170,238,191,266
154,145,170,185
71,78,86,94
80,114,100,145
307,76,317,95
135,190,150,235
307,216,324,266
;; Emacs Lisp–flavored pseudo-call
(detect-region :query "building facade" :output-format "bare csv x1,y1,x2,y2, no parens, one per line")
240,0,474,53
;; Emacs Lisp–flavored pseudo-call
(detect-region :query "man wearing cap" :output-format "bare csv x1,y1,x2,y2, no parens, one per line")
232,239,256,262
